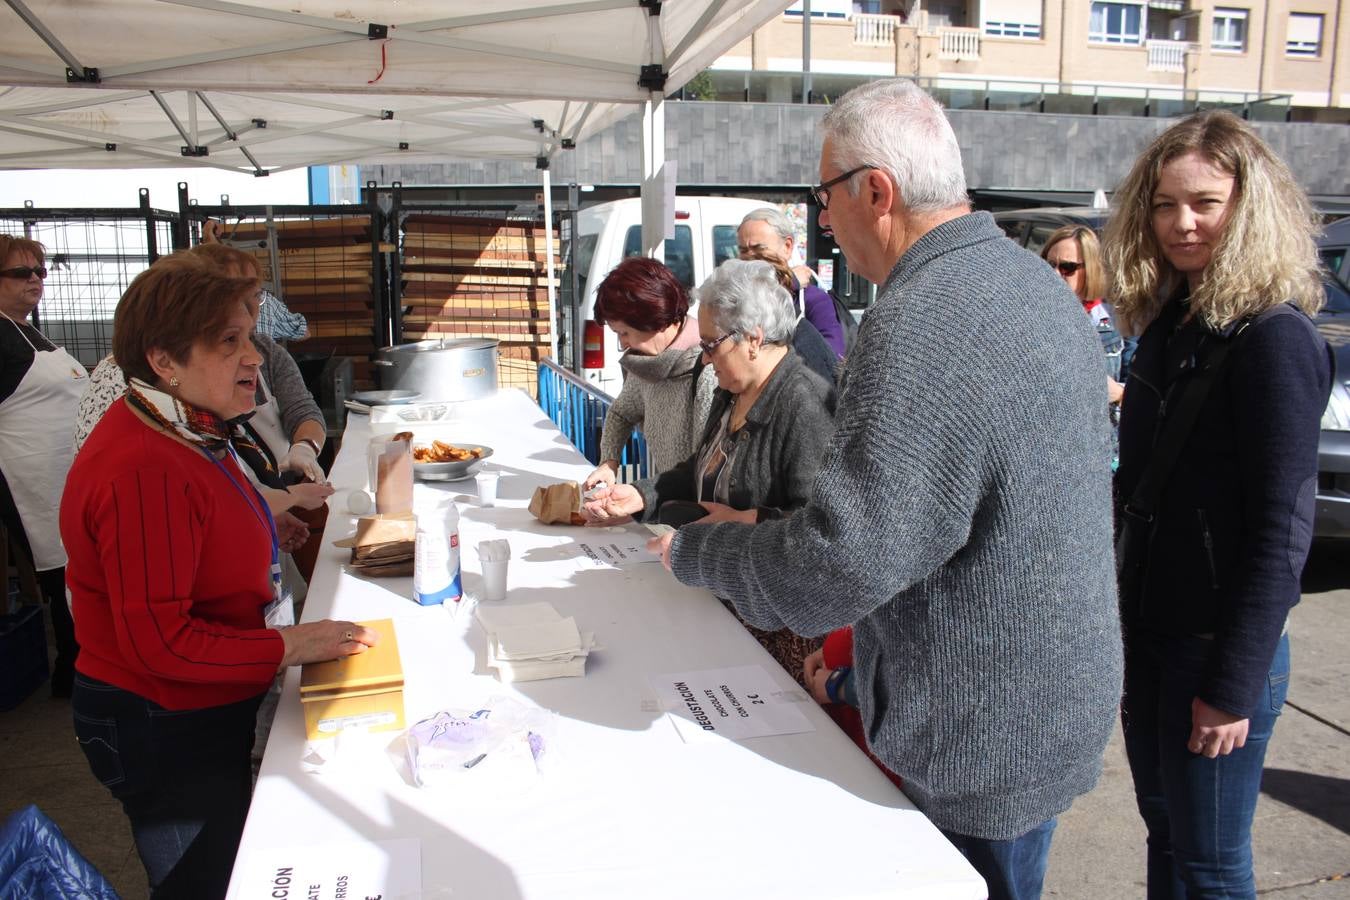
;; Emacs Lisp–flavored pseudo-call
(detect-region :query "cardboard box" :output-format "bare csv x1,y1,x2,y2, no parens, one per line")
299,618,405,739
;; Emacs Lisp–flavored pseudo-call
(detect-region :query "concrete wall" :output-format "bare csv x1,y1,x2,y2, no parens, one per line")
367,101,1350,198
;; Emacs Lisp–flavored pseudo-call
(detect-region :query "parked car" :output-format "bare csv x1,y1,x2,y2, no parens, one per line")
571,196,768,395
994,206,1350,539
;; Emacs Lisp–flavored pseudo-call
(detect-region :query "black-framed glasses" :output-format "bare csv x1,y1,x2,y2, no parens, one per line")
0,266,47,280
699,332,735,355
1051,261,1084,276
810,165,877,210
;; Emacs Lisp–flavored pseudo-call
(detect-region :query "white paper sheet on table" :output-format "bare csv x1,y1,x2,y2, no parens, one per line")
650,665,816,743
564,530,662,570
232,837,421,899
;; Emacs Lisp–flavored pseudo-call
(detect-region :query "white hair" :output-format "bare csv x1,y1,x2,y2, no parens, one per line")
821,78,968,214
740,207,794,242
696,259,797,345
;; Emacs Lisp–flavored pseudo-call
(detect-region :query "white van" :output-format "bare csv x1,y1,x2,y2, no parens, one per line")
571,195,771,395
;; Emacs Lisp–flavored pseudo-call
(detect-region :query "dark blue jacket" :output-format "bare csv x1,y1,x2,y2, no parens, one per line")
1115,299,1332,717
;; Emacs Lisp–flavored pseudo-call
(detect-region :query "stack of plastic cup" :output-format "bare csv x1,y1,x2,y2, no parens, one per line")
476,539,511,601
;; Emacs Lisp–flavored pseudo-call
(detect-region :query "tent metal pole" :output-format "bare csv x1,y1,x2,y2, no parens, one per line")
100,34,355,79
542,165,558,362
412,0,632,31
149,90,197,146
639,96,666,261
667,0,732,68
3,0,90,77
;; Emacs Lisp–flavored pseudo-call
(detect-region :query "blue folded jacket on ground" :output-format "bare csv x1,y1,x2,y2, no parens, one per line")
0,804,120,900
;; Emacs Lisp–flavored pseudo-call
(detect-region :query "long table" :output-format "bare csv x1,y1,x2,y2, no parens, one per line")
228,389,986,900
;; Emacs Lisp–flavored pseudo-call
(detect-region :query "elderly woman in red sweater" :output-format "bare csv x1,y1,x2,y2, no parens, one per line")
60,253,375,900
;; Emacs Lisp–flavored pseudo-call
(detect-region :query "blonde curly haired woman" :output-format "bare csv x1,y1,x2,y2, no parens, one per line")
1105,110,1332,899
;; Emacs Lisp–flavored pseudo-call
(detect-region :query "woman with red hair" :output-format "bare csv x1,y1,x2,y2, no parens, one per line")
584,257,717,487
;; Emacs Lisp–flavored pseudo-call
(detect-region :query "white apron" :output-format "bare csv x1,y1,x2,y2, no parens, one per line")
0,315,87,571
249,373,291,466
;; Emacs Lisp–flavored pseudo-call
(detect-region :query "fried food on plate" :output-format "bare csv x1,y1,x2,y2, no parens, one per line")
413,440,485,464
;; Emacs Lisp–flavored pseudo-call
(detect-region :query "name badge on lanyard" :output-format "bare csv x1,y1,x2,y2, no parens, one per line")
205,445,291,628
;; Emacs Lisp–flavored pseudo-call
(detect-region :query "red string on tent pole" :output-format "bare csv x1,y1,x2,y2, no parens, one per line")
368,41,389,84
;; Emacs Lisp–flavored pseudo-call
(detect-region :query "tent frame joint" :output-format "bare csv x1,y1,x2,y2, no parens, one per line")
368,23,388,39
639,0,661,15
180,144,209,157
65,66,99,84
638,64,667,91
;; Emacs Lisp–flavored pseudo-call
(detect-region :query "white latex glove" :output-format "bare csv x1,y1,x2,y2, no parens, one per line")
282,441,326,483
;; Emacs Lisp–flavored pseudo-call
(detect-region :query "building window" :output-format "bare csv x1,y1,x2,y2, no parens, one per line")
1286,12,1323,57
984,0,1042,37
1089,2,1144,45
853,0,883,13
1211,7,1247,51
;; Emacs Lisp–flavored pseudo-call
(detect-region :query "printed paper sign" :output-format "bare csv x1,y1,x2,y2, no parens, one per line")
230,837,420,900
650,665,816,743
565,530,662,570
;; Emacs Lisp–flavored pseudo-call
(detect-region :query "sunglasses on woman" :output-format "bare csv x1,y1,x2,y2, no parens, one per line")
0,265,47,280
1050,261,1084,276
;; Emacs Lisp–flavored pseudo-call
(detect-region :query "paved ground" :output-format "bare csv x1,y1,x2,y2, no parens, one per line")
2,541,1346,898
1046,540,1350,898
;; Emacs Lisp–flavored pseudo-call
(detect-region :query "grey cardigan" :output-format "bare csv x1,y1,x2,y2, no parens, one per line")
669,212,1123,840
636,349,835,520
598,321,718,478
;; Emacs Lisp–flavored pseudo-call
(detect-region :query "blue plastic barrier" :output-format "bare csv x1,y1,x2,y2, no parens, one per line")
536,360,648,481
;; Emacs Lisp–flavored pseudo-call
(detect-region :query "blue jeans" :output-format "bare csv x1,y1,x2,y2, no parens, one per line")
941,818,1057,900
72,675,262,900
1121,630,1290,899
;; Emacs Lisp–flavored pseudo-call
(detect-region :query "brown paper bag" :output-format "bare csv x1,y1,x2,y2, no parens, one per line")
334,514,416,577
528,482,584,525
369,437,413,515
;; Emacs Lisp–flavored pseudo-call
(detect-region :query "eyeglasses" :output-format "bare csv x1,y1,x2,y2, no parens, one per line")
0,266,47,280
698,332,735,355
810,165,877,210
1050,261,1084,277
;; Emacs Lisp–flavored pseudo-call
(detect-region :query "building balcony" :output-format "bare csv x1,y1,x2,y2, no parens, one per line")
938,27,982,61
1145,39,1197,73
853,13,903,47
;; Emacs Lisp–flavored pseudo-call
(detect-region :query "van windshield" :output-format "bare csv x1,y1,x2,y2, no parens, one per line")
623,224,694,287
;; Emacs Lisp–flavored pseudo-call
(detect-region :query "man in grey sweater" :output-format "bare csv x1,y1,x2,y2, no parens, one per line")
649,79,1122,898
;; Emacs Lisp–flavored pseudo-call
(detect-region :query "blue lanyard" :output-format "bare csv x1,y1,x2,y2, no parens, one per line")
201,445,282,597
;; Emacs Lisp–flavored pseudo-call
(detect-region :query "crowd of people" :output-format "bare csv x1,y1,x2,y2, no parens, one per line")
0,77,1333,900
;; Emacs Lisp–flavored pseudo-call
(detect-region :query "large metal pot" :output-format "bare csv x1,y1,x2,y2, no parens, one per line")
373,338,498,402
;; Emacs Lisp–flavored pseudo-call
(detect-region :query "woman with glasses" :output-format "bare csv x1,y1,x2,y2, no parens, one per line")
1042,225,1126,405
584,258,836,683
0,235,82,696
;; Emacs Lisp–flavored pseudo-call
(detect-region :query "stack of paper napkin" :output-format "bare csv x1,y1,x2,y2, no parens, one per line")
475,602,597,682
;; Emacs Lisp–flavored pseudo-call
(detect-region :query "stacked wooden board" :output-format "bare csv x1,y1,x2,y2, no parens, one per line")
399,213,559,397
220,216,391,389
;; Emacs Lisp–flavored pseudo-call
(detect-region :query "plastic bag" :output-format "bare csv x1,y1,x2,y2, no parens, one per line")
405,697,554,788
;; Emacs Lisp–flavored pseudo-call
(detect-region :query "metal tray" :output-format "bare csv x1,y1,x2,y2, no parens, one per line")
350,389,421,406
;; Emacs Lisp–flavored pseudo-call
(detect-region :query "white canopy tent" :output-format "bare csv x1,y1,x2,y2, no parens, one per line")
0,0,791,357
0,0,788,173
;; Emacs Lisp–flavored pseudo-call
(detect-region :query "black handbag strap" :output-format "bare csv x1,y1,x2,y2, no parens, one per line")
1121,345,1228,526
1121,314,1253,526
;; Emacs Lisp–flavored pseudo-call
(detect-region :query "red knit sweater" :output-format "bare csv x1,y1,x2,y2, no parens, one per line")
61,401,284,710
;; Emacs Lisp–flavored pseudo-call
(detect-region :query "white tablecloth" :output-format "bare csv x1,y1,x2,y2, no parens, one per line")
228,389,985,900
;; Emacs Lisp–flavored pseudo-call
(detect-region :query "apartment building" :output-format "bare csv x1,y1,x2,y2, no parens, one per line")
708,0,1349,121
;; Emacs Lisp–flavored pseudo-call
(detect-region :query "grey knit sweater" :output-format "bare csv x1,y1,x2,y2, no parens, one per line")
671,212,1123,840
599,318,718,478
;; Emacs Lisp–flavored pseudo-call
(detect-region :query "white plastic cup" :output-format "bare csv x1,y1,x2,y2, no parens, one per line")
476,469,500,507
480,559,508,601
347,490,374,515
